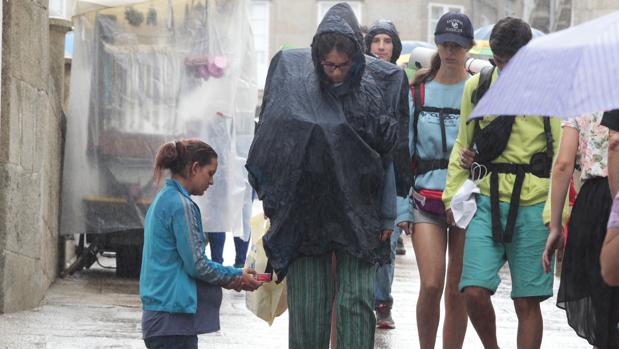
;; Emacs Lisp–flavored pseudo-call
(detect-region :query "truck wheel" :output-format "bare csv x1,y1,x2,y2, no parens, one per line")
116,245,142,278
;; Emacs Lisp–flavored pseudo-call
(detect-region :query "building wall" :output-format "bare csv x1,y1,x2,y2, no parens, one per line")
263,0,527,64
572,0,618,25
0,0,68,313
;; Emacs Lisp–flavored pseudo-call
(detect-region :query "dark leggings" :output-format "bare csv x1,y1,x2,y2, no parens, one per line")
207,232,250,267
144,335,198,349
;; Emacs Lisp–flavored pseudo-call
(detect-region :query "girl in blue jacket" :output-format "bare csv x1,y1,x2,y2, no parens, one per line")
140,139,261,349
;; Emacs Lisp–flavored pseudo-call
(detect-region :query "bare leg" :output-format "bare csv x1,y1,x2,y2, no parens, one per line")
464,286,500,349
513,297,543,349
412,223,448,349
443,226,468,349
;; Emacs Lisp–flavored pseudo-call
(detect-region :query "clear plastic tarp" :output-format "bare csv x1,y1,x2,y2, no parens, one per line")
60,0,257,239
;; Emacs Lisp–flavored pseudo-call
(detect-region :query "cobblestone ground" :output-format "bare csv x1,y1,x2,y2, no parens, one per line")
0,235,588,349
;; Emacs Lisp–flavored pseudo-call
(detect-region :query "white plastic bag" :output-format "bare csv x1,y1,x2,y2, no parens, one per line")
245,214,287,326
451,179,480,229
450,163,487,229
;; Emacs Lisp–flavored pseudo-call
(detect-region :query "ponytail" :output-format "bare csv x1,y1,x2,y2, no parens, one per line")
412,52,441,85
154,139,218,183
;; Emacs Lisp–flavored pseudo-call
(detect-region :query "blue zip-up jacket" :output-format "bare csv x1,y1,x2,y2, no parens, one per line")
140,179,242,314
396,79,465,223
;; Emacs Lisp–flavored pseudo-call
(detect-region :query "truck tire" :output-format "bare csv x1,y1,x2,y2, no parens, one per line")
116,245,142,278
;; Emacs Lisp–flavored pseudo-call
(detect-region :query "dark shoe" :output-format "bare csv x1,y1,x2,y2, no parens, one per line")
375,303,395,329
396,236,406,255
233,263,245,268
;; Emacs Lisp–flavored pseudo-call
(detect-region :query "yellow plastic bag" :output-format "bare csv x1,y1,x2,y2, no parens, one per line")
245,214,287,325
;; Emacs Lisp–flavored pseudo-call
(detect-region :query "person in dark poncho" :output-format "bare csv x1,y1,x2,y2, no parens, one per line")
365,19,402,65
364,18,405,330
245,3,409,348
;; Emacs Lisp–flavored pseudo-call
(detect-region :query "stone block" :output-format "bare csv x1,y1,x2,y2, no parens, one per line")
6,0,49,91
0,164,41,260
0,249,46,313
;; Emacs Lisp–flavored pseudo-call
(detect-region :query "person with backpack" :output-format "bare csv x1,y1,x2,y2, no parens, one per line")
365,18,405,330
396,12,474,349
442,17,562,349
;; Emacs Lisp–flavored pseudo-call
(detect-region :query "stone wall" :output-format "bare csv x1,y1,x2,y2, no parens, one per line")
0,0,69,313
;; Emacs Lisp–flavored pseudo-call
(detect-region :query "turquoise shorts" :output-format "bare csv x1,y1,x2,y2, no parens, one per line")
459,195,554,299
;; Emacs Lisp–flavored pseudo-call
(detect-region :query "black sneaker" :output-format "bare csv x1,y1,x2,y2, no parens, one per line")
396,236,406,255
375,303,395,329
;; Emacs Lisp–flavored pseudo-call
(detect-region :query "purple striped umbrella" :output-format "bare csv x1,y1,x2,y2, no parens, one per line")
470,11,619,119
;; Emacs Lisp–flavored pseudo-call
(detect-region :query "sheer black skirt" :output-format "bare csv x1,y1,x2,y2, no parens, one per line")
558,176,619,348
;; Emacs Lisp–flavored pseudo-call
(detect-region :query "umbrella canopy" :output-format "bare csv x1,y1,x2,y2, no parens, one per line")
470,24,545,58
470,11,619,119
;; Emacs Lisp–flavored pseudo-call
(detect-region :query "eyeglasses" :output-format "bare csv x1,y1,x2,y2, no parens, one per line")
321,61,352,72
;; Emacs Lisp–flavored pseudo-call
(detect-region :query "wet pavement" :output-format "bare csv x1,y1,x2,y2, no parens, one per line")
0,236,587,349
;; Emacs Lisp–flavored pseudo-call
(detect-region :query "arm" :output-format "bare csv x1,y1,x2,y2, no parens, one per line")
172,205,242,286
548,126,577,230
602,193,619,285
443,77,477,210
542,125,578,273
601,226,619,285
392,86,419,234
600,110,619,197
380,161,397,231
393,72,412,197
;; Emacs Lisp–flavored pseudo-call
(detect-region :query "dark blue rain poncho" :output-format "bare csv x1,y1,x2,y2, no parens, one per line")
365,19,403,64
246,3,410,278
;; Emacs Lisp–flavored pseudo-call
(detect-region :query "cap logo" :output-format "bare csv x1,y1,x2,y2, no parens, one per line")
445,18,464,34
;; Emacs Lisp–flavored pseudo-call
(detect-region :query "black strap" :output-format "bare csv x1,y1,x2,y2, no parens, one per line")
412,83,422,161
484,163,534,242
471,66,495,106
543,117,554,162
414,158,449,176
411,83,422,189
422,106,460,154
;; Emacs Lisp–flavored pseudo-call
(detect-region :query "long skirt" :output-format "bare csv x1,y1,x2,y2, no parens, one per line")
558,176,619,348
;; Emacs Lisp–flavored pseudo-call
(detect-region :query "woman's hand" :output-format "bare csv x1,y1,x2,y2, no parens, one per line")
542,226,564,273
459,148,476,169
240,268,263,291
222,269,262,292
397,221,413,235
380,229,393,242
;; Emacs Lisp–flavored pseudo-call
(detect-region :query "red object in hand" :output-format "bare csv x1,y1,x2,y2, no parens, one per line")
254,273,272,282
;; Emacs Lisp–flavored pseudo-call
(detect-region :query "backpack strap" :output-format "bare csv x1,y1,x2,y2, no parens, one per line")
471,66,496,145
543,116,554,161
410,82,425,160
471,66,495,106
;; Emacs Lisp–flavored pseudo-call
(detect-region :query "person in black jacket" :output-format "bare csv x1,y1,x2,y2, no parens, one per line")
246,3,409,348
365,18,405,330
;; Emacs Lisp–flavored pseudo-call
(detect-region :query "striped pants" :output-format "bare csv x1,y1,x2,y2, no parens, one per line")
287,250,376,349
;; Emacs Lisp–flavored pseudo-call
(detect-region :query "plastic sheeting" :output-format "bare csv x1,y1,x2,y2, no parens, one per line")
246,3,409,277
60,0,257,239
